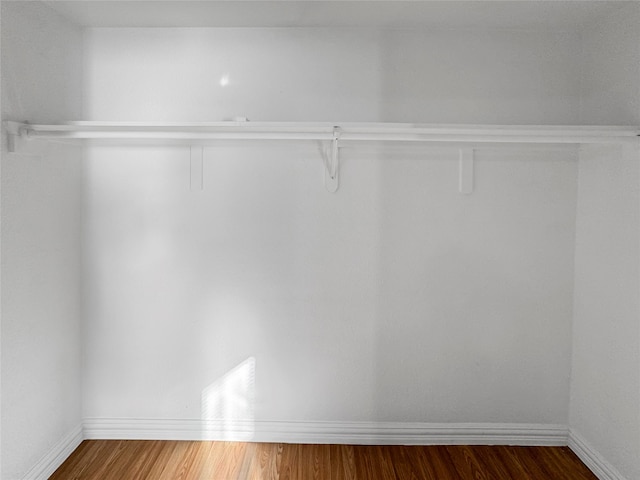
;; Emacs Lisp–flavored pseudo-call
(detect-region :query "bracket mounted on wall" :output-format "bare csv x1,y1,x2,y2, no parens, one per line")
324,126,341,193
5,121,31,153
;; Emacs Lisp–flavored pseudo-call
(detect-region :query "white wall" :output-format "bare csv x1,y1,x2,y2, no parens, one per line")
1,2,83,479
578,3,640,126
82,28,579,428
83,28,582,124
3,8,637,478
571,144,640,480
570,5,640,480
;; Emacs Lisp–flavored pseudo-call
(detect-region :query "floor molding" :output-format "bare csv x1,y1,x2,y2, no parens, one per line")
568,430,628,480
22,424,83,480
83,418,568,446
19,420,630,479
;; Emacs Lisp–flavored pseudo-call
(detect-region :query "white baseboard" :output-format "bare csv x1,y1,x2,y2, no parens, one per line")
568,430,629,480
22,424,83,480
20,420,629,480
83,418,567,446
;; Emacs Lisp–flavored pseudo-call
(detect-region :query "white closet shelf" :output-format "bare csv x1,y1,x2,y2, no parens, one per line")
5,121,640,146
5,121,638,193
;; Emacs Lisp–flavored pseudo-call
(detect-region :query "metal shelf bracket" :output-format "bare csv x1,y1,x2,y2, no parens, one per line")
5,121,28,153
324,126,341,193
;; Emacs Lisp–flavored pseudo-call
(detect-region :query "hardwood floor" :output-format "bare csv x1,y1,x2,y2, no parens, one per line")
50,441,598,480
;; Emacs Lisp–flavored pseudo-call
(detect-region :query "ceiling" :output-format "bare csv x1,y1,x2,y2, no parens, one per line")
41,0,630,30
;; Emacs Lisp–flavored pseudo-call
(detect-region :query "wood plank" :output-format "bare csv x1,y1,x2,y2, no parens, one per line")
533,446,598,480
302,443,331,479
200,440,248,479
387,446,425,480
444,446,491,480
470,445,531,480
245,442,283,480
49,440,97,480
143,441,187,479
420,445,463,480
279,443,301,480
50,440,600,480
559,447,601,479
352,445,396,480
71,441,135,480
100,440,164,480
330,444,356,480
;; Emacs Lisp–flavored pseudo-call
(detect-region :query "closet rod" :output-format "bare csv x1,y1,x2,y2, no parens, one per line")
6,121,640,147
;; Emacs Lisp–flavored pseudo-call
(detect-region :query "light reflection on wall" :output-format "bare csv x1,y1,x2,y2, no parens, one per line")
201,357,256,441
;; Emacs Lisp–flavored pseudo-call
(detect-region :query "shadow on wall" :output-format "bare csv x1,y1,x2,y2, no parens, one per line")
201,357,256,441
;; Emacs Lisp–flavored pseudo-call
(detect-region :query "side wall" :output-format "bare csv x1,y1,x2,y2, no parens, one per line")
82,27,579,435
1,2,83,479
571,4,640,480
578,3,640,126
571,144,640,480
